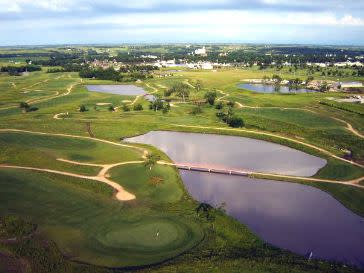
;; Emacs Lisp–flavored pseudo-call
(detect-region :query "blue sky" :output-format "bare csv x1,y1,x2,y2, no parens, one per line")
0,0,364,45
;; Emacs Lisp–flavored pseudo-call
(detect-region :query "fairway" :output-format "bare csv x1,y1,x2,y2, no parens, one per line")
0,131,143,175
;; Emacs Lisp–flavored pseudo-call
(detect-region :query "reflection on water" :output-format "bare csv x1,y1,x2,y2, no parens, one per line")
86,85,146,96
125,131,327,177
181,171,364,268
238,83,316,93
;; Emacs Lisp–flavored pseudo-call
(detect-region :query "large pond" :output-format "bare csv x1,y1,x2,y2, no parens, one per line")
238,83,316,93
125,131,364,268
125,131,327,177
180,171,364,268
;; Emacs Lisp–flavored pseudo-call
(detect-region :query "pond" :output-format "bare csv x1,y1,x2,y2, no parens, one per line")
125,131,364,267
86,85,147,96
86,85,156,102
181,171,364,268
125,131,326,177
238,83,316,93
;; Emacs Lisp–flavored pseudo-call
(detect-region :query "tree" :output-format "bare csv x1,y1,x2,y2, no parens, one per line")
176,85,190,102
272,74,282,83
196,203,215,221
274,83,281,93
162,103,170,114
149,98,164,111
122,104,130,112
204,91,217,105
133,103,143,111
19,102,30,112
319,82,329,92
195,80,203,91
215,101,224,110
79,105,87,112
227,116,245,128
227,101,235,107
144,153,160,170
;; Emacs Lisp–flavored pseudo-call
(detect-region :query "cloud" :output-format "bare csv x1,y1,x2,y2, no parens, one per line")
0,0,364,45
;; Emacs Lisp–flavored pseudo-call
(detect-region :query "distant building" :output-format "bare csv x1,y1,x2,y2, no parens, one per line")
195,46,207,56
201,63,213,70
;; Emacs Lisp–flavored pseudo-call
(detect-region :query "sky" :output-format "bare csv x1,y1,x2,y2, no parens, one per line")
0,0,364,46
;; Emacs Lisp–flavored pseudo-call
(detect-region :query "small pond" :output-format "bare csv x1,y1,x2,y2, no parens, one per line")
86,85,146,96
86,85,156,102
125,131,326,177
238,83,316,93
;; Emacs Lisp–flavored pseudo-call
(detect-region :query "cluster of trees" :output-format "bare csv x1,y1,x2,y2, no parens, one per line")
216,103,245,128
164,83,191,102
149,98,170,113
79,67,122,81
79,67,154,82
1,65,41,76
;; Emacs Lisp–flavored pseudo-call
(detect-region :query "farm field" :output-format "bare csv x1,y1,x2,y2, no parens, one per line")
0,64,363,273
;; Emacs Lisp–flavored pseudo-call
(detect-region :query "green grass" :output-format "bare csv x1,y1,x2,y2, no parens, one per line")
0,132,142,175
110,164,184,203
0,169,203,267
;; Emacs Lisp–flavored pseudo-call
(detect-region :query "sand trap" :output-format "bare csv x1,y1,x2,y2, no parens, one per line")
96,103,113,106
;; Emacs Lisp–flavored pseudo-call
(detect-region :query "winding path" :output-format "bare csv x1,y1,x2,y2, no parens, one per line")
332,117,364,139
0,159,144,201
0,79,81,111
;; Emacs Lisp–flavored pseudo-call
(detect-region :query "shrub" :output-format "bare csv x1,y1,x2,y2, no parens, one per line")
227,116,245,128
122,104,130,112
227,101,235,107
204,91,217,105
215,101,224,110
79,105,87,112
133,103,143,111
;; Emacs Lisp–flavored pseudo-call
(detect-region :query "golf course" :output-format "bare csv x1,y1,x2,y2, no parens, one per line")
0,61,364,273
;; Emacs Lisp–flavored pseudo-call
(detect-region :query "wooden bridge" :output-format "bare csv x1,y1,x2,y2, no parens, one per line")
173,163,251,176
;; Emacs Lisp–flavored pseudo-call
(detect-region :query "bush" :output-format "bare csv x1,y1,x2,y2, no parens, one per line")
122,104,130,112
227,101,235,107
133,103,143,111
227,116,245,128
215,101,224,110
79,105,88,112
204,91,217,105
